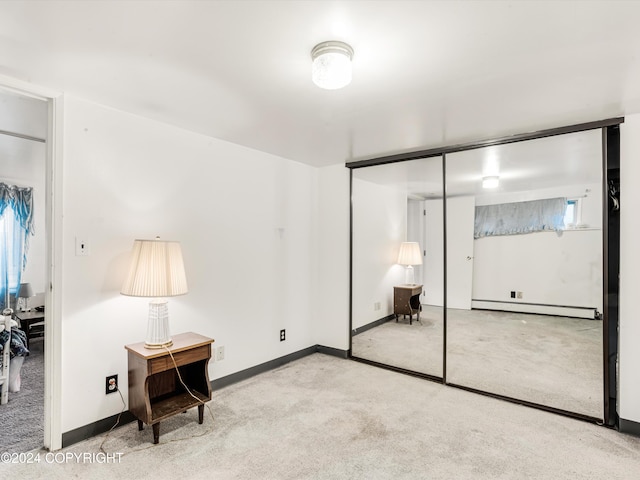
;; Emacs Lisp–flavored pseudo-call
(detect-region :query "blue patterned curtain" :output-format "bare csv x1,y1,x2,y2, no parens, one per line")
0,183,34,311
474,197,567,239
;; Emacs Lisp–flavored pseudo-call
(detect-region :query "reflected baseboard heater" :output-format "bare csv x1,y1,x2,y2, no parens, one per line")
471,300,600,320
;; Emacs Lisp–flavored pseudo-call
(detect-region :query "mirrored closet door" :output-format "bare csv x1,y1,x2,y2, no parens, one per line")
444,131,604,418
349,119,621,424
351,157,444,378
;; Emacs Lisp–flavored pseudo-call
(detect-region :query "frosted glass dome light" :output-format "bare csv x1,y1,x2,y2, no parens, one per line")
311,41,354,90
482,176,500,189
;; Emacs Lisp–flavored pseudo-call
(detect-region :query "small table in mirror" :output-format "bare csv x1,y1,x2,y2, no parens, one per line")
393,284,422,325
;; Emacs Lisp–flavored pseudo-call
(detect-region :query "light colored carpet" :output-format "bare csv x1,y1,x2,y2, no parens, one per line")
352,308,444,376
0,339,44,452
5,353,639,480
352,307,602,418
447,308,602,417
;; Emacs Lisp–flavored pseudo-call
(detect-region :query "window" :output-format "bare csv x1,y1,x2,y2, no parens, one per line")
474,197,567,238
0,207,20,299
563,199,581,228
0,183,34,311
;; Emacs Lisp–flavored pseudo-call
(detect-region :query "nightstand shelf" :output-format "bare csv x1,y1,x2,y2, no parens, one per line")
151,390,209,422
125,332,214,444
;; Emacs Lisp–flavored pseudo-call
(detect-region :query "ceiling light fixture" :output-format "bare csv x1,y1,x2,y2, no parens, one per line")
311,41,354,90
482,176,500,189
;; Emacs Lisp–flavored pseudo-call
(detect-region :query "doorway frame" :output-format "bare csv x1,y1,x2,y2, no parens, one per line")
0,74,64,450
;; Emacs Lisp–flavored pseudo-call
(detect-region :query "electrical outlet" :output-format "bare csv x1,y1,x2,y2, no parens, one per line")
215,345,225,361
374,302,381,311
510,291,516,298
105,374,118,394
280,329,286,341
517,291,523,299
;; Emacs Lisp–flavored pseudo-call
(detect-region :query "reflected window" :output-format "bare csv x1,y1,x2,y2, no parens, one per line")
474,198,567,238
564,199,581,228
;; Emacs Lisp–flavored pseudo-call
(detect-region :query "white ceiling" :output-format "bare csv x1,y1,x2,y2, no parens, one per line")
1,1,639,167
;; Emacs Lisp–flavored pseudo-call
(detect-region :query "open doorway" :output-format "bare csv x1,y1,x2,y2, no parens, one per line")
0,87,48,452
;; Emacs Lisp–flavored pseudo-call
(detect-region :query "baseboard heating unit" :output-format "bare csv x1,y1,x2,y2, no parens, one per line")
471,300,600,319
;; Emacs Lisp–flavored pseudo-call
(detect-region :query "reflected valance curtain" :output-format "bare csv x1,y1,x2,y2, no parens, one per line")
0,183,34,310
474,197,567,239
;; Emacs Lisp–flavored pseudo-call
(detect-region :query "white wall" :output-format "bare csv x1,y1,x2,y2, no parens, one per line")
313,164,350,349
60,96,318,432
351,177,406,329
473,231,602,310
472,185,603,312
619,114,640,425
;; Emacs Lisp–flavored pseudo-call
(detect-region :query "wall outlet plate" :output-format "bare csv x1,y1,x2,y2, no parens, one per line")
105,374,118,394
215,345,225,361
280,329,286,341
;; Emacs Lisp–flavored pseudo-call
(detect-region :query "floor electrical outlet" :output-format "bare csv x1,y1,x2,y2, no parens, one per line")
105,374,118,394
280,329,286,341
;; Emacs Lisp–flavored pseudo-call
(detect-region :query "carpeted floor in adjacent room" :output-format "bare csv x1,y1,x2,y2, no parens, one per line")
0,339,44,453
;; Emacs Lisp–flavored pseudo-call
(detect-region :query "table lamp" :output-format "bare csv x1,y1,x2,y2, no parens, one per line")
121,237,188,349
397,242,422,285
18,283,35,312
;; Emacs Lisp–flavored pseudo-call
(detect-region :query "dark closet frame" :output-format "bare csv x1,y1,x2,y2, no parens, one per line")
347,117,623,428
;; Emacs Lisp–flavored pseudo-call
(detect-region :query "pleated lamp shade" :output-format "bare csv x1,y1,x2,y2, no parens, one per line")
397,242,422,285
121,238,188,348
397,242,423,266
121,239,188,298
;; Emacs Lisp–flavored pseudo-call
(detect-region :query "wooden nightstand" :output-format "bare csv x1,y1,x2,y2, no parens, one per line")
125,332,214,444
393,284,423,324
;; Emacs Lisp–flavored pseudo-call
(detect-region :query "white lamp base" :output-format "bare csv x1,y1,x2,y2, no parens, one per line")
145,298,173,349
405,265,415,285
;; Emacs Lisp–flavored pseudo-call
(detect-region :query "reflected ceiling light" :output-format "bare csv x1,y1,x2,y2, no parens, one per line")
482,176,500,189
311,41,354,90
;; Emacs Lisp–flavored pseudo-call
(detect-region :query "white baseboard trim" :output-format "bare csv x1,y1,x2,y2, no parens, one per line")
471,300,598,319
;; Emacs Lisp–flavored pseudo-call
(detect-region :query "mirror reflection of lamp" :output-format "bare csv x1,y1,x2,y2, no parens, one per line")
397,242,423,285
